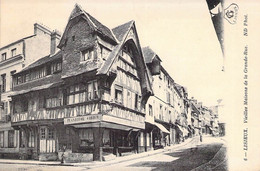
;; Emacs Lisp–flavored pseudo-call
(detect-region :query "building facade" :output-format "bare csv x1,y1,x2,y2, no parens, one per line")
9,4,152,161
1,4,221,162
0,23,60,158
143,47,191,149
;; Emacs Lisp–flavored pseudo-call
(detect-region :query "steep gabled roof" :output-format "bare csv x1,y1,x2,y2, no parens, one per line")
112,20,134,42
84,10,118,44
97,20,134,75
142,46,162,64
97,20,153,96
58,4,118,48
16,51,62,74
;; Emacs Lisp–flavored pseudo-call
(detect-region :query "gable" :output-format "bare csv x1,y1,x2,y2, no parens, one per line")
58,4,117,49
98,22,153,104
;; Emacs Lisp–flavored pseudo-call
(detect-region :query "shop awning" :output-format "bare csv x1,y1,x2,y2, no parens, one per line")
154,122,170,134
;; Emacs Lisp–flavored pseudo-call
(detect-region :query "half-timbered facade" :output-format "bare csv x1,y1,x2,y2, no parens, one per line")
0,23,60,158
10,4,152,161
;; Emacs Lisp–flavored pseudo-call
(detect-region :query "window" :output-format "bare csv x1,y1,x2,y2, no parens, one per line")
3,101,8,115
1,53,6,61
81,48,94,61
46,65,51,75
79,129,94,147
0,131,4,148
11,48,16,57
167,92,171,104
149,104,153,117
134,94,138,110
1,74,6,92
48,129,54,139
103,129,110,146
100,46,110,60
51,62,62,74
8,130,15,148
159,104,163,120
67,81,99,105
46,97,62,108
115,85,123,104
21,99,28,112
10,70,16,90
20,130,26,147
40,128,46,139
28,130,35,148
40,127,55,140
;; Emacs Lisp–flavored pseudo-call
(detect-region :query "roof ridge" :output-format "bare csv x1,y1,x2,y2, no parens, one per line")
112,20,134,31
83,10,97,30
0,35,36,50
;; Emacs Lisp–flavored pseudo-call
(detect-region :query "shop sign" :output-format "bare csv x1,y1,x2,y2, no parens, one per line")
64,114,102,125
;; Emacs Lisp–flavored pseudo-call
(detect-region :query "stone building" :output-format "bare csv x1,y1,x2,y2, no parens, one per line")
0,23,60,158
9,4,152,161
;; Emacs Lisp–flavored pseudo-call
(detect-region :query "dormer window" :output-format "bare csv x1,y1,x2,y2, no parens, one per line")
11,48,16,57
51,62,62,74
1,53,6,61
81,48,94,62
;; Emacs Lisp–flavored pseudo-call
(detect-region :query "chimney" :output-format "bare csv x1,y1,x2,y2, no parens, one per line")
50,30,61,55
34,23,52,36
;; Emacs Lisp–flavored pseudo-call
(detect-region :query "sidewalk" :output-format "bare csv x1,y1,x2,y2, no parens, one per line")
0,136,196,168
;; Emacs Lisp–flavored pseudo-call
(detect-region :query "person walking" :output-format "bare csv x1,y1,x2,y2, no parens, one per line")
199,132,203,142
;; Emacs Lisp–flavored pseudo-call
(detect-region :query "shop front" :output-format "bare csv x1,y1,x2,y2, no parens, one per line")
11,119,63,161
63,113,145,161
145,120,170,149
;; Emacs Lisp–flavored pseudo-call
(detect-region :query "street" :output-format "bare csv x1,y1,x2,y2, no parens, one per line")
0,136,227,171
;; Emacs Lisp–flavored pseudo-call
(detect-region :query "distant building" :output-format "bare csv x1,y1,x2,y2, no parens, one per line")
0,23,60,158
210,99,225,136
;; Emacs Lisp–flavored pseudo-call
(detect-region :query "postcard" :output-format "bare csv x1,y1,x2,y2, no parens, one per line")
0,0,259,171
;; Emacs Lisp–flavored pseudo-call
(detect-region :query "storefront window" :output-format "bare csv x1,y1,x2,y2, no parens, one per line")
140,132,144,146
0,131,4,148
146,133,150,147
79,129,94,147
8,130,15,148
28,130,35,148
20,130,26,147
103,129,110,146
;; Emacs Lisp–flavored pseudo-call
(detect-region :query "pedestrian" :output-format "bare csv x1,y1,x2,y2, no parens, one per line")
199,132,203,142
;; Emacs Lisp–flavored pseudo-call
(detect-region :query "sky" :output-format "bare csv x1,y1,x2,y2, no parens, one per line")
0,0,225,106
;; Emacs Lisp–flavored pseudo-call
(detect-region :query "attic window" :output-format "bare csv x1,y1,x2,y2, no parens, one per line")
81,48,94,61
